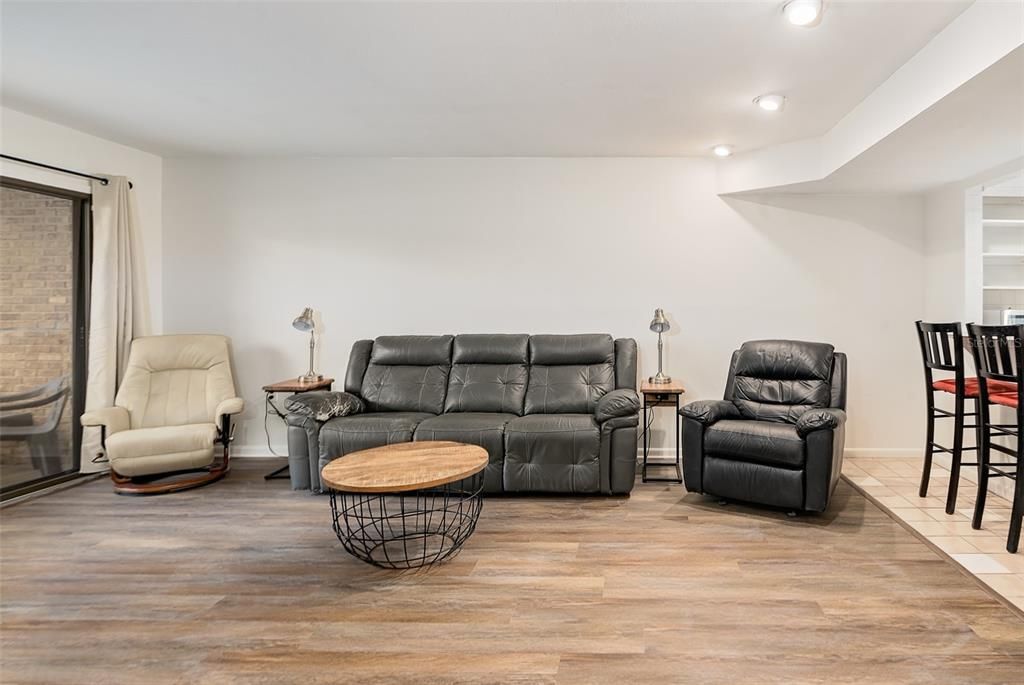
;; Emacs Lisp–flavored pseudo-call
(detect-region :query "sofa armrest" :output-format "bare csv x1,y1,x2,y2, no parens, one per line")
286,413,322,492
215,397,245,425
285,391,364,423
796,408,847,437
80,406,130,435
600,414,640,495
283,392,364,494
679,400,740,426
595,389,640,423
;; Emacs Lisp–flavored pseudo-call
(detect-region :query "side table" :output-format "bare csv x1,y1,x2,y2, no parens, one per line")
262,376,335,480
640,380,686,483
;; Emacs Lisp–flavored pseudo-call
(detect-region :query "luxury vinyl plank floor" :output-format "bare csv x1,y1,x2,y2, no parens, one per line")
1,459,1023,684
845,455,1024,611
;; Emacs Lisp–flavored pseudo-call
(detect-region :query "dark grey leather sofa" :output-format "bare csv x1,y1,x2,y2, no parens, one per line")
287,333,640,495
679,340,847,513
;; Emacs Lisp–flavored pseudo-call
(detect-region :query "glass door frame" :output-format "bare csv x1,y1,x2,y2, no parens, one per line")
0,176,91,500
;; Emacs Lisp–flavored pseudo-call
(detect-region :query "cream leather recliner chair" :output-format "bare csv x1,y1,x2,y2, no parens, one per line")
81,334,244,494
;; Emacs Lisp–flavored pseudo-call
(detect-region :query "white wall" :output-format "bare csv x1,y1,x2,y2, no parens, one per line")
0,107,164,329
162,157,926,457
924,184,974,322
922,163,1024,325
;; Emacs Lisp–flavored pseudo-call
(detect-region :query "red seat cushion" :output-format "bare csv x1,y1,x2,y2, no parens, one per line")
991,392,1019,408
932,377,1017,397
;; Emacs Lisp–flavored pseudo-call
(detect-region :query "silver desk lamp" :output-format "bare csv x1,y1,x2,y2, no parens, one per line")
648,308,672,385
293,307,323,383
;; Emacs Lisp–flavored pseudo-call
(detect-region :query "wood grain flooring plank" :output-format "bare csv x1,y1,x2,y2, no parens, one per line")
1,459,1023,684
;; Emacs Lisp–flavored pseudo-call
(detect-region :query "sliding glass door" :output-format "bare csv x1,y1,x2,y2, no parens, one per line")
0,177,89,499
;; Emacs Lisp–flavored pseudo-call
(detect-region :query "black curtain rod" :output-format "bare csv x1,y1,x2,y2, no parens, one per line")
0,153,132,189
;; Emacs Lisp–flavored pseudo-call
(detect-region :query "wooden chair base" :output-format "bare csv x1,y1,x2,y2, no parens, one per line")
111,464,229,496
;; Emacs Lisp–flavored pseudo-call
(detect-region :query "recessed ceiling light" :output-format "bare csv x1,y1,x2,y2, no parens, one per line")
754,94,786,112
783,0,822,27
713,145,733,158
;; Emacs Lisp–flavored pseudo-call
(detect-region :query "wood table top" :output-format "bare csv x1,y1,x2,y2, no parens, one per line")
321,441,489,493
262,377,335,393
640,380,687,395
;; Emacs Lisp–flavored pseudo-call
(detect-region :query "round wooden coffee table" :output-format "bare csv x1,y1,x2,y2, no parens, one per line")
321,441,488,568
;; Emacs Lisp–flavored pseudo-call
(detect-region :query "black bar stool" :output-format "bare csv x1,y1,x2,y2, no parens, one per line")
914,321,1013,514
965,323,1024,553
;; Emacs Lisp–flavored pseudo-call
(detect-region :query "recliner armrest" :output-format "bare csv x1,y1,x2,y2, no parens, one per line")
80,406,130,435
679,400,740,426
796,408,847,437
595,389,640,422
215,397,245,424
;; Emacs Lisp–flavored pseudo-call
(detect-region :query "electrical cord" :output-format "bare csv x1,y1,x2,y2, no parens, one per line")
264,393,285,457
637,400,657,446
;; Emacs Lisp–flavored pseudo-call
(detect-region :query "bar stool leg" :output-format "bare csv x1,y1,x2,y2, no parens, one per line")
945,392,965,514
972,400,990,530
1008,445,1024,553
919,391,936,498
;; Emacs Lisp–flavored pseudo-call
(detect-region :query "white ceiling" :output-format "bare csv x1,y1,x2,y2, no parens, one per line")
0,1,971,157
753,45,1024,194
985,170,1024,197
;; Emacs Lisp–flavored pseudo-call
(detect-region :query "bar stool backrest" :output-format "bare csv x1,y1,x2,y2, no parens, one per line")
966,324,1024,397
916,321,965,390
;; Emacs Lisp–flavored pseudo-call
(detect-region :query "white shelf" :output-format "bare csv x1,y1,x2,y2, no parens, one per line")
984,219,1024,226
983,285,1024,290
983,253,1024,265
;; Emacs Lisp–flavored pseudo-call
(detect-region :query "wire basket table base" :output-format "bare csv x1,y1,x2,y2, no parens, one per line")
329,476,484,569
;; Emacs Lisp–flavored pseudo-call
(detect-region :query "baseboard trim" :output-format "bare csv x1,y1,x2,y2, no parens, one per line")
843,448,921,459
233,445,286,458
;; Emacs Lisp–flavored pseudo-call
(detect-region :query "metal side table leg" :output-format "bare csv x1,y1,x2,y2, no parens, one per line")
642,400,651,482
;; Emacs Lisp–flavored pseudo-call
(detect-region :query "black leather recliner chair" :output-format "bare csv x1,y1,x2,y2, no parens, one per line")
679,340,847,513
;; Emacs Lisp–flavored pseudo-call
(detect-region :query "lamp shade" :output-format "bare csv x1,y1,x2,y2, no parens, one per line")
292,307,315,332
649,308,670,334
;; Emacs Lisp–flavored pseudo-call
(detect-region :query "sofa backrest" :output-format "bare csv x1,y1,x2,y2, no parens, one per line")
614,338,637,391
345,333,636,416
444,334,529,414
724,339,836,424
359,336,453,413
524,334,616,414
829,352,847,411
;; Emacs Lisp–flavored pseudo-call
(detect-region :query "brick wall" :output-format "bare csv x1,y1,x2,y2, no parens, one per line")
0,186,74,483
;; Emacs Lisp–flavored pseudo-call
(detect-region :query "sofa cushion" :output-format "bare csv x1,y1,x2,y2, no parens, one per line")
445,363,528,414
414,412,517,493
444,334,529,414
529,334,615,366
731,340,835,424
452,334,529,364
503,414,601,493
705,419,805,468
524,364,614,414
369,335,453,366
318,412,431,476
525,333,615,414
360,335,453,414
106,423,217,477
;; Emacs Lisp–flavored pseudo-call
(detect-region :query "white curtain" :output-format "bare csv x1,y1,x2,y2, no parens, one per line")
80,176,151,473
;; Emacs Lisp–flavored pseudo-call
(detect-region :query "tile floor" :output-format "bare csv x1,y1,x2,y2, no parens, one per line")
843,455,1024,612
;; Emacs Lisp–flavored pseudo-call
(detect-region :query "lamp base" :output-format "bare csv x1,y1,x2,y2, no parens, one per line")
298,373,324,383
648,373,672,385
